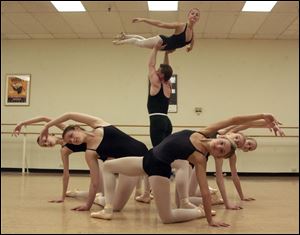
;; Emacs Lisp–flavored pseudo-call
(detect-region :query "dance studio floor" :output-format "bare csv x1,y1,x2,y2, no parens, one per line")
1,172,299,234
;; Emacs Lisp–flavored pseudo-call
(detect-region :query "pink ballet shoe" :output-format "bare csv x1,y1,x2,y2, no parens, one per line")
65,189,79,197
211,193,224,205
180,198,197,209
135,195,151,204
90,210,113,220
114,32,126,40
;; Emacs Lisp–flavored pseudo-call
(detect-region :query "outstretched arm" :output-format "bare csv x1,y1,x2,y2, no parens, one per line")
133,18,181,29
229,155,255,201
228,120,285,136
214,157,242,210
39,112,109,142
186,37,195,52
13,116,65,137
72,151,100,211
163,49,175,65
192,156,229,227
202,113,281,136
148,44,161,87
49,147,72,203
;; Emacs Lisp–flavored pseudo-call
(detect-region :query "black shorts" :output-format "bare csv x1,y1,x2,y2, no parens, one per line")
142,149,172,179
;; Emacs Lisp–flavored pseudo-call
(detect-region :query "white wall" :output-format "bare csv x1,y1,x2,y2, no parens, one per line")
1,38,299,172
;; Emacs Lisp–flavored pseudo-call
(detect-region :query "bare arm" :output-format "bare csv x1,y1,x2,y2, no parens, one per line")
72,151,100,211
148,46,161,88
61,148,71,201
202,113,280,136
133,18,181,29
48,147,72,203
186,37,195,52
13,116,65,136
193,156,229,227
229,154,255,201
229,120,285,136
163,51,169,65
215,157,242,210
40,112,109,141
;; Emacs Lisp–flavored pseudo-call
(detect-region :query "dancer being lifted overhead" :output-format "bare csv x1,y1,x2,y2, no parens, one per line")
113,8,200,52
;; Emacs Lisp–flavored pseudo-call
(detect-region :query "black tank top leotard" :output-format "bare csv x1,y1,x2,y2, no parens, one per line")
86,125,148,161
159,23,193,51
143,130,209,178
152,130,208,164
147,85,170,114
63,143,87,152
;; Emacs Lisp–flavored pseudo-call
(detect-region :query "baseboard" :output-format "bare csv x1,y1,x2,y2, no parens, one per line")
1,168,299,177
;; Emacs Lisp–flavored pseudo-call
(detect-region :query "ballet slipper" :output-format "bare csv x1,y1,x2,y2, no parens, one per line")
211,193,224,205
65,189,79,197
94,193,105,206
135,195,151,204
209,186,218,194
134,189,142,198
91,205,113,220
199,205,216,216
180,198,197,209
112,40,122,45
198,205,206,218
114,32,126,40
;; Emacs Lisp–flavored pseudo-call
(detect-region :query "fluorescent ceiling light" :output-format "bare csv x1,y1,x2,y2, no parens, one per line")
51,1,86,12
148,1,178,11
242,1,277,12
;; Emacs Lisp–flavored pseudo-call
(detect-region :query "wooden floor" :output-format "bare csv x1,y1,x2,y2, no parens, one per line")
1,172,299,234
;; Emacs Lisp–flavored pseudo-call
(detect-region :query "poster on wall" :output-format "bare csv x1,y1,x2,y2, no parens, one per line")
168,74,177,113
5,74,31,106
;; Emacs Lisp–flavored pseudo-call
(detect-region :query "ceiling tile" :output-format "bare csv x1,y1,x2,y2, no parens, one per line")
253,34,279,39
1,15,24,34
203,33,228,39
52,33,78,39
205,12,239,34
178,1,211,12
29,33,54,39
115,1,148,11
231,13,268,34
119,11,151,33
272,1,299,13
4,13,49,34
257,13,298,35
90,11,123,33
1,1,26,13
1,1,298,40
61,12,99,34
33,13,74,34
82,1,117,12
228,33,254,39
5,33,30,39
210,1,245,12
18,1,56,13
77,33,102,39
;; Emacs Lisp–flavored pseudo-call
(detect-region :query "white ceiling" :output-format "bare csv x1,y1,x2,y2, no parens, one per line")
1,1,299,40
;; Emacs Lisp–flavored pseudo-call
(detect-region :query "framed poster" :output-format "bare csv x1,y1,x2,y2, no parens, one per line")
5,74,31,106
168,74,177,113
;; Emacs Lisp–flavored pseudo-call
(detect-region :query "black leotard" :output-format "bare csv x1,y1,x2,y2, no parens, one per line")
63,143,87,152
159,23,193,51
143,130,208,178
86,125,148,161
147,85,169,114
147,85,172,146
